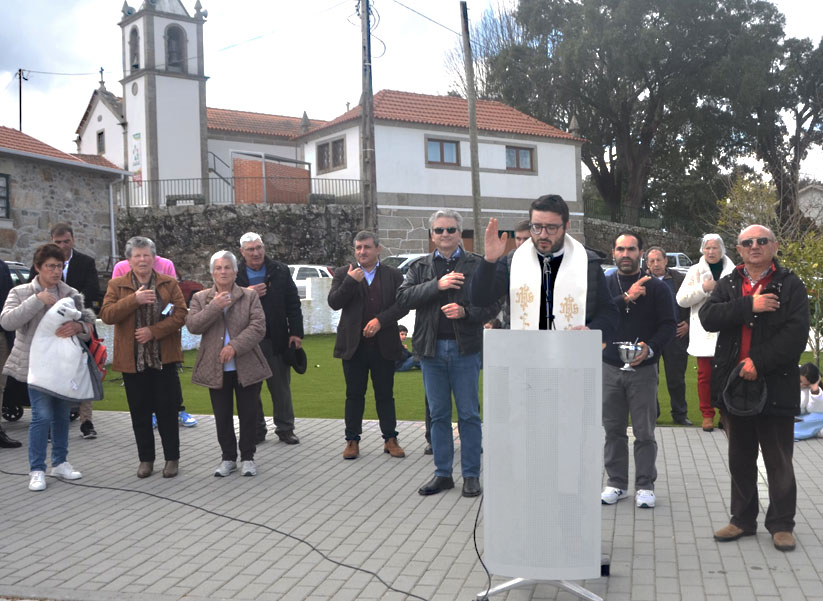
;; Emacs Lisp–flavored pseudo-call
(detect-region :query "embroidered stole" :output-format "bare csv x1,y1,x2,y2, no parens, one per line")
509,234,588,330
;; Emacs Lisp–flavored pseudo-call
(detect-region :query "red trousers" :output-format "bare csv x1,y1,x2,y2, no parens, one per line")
697,357,715,418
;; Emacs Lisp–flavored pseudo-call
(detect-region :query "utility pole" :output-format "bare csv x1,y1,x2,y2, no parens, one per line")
460,2,482,255
18,69,27,131
360,0,378,233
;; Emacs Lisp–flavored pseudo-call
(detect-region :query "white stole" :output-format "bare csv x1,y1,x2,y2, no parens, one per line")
509,234,588,330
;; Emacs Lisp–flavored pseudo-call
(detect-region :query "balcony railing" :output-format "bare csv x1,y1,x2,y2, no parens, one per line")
115,176,361,208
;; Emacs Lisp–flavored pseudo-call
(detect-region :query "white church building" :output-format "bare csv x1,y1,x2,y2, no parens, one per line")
76,0,585,252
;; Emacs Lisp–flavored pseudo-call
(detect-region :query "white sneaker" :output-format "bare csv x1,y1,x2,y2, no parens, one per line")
636,489,656,508
214,460,237,477
50,462,82,480
28,471,46,491
601,486,629,505
241,460,257,476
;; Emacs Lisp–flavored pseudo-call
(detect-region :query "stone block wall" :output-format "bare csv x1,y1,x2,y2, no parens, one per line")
584,218,702,261
116,203,363,283
0,156,116,268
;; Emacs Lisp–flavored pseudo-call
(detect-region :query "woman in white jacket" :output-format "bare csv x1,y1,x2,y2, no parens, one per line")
676,234,735,432
795,363,823,440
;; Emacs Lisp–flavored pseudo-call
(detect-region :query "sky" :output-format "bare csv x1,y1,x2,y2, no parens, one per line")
0,0,821,180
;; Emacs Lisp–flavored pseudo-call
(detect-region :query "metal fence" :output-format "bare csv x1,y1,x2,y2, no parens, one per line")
115,176,362,208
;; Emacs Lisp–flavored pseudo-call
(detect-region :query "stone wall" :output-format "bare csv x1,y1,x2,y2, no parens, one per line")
116,203,363,282
0,155,116,268
583,218,702,261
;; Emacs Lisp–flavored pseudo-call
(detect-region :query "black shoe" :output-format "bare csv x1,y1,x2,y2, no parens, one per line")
462,477,482,497
80,420,97,439
0,428,21,448
277,431,300,445
256,430,267,444
423,442,433,455
673,417,693,426
418,475,455,496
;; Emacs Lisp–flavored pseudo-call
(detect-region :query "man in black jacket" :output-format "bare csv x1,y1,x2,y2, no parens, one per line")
645,246,692,425
328,231,408,460
397,210,500,498
236,232,304,445
699,224,809,552
602,232,676,510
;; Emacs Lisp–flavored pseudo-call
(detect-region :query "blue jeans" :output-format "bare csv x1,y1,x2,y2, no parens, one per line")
421,339,482,479
28,386,71,472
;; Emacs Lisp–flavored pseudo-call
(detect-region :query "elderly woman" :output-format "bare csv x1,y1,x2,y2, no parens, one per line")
676,233,735,432
100,236,187,478
1,243,93,491
186,251,271,477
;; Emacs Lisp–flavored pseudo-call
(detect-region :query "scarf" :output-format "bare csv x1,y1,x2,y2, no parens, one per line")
132,271,162,372
509,234,588,330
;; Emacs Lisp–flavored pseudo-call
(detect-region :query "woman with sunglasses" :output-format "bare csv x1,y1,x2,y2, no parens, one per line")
676,234,735,431
0,243,94,491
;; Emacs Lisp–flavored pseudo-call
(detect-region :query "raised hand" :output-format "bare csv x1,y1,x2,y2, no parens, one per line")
347,263,365,282
134,285,156,305
484,218,509,263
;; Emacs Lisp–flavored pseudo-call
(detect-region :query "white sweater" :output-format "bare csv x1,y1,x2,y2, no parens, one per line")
676,255,735,357
800,386,823,414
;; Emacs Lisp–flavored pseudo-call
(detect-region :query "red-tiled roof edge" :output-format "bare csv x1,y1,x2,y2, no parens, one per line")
71,153,122,171
0,126,127,174
298,90,585,142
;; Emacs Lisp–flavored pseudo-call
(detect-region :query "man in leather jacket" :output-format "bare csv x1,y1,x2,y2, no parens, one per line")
396,210,500,498
699,224,809,552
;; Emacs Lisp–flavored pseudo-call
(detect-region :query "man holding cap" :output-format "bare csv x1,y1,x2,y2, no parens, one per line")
699,224,809,552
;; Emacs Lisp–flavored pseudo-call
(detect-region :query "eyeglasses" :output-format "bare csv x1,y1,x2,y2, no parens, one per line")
739,237,772,248
40,262,64,271
433,227,458,235
530,223,563,235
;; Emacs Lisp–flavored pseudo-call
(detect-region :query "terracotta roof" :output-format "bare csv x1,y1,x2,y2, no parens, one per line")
0,126,85,164
302,90,582,142
71,154,121,170
207,107,327,138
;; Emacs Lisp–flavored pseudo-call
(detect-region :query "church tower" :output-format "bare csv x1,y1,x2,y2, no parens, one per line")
119,0,207,197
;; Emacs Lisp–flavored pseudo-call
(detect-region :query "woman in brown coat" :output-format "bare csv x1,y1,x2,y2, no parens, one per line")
100,236,187,479
186,250,271,477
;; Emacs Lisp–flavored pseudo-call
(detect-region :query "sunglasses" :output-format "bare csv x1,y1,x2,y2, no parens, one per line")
739,237,772,248
433,227,458,234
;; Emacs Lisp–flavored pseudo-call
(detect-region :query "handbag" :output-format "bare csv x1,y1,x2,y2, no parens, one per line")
85,330,108,381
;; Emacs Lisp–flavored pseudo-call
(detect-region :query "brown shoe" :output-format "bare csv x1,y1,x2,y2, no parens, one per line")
162,460,179,478
137,461,154,478
702,417,714,432
343,440,359,460
383,437,406,458
714,523,756,542
773,531,796,551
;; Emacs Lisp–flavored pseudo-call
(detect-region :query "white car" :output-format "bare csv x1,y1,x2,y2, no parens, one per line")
289,264,334,298
381,253,428,274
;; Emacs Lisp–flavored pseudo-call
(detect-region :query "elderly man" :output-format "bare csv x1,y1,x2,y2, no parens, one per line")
236,233,304,445
397,210,500,498
328,231,408,459
472,194,617,338
645,246,691,425
602,232,675,509
699,225,809,552
39,224,101,440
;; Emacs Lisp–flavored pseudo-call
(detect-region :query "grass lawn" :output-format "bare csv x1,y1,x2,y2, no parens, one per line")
97,334,817,426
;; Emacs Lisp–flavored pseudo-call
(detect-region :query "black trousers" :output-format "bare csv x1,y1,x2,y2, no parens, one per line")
660,336,689,419
123,364,180,462
210,371,261,462
723,409,796,533
342,343,398,441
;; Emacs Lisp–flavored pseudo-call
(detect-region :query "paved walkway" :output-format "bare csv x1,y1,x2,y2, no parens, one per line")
1,413,823,601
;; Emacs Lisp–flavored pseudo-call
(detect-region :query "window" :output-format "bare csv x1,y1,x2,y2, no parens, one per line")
129,27,140,70
506,146,534,171
0,174,9,219
316,137,346,173
165,26,186,73
427,139,459,165
96,131,105,154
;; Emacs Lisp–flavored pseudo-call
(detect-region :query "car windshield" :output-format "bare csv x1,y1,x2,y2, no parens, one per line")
382,257,406,269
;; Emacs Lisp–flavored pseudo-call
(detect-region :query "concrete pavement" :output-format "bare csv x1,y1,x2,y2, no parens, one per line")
1,413,823,600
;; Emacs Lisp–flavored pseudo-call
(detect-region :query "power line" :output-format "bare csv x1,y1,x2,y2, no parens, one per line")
389,0,462,37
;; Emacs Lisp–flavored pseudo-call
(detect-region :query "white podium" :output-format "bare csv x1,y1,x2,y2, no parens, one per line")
480,330,603,600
